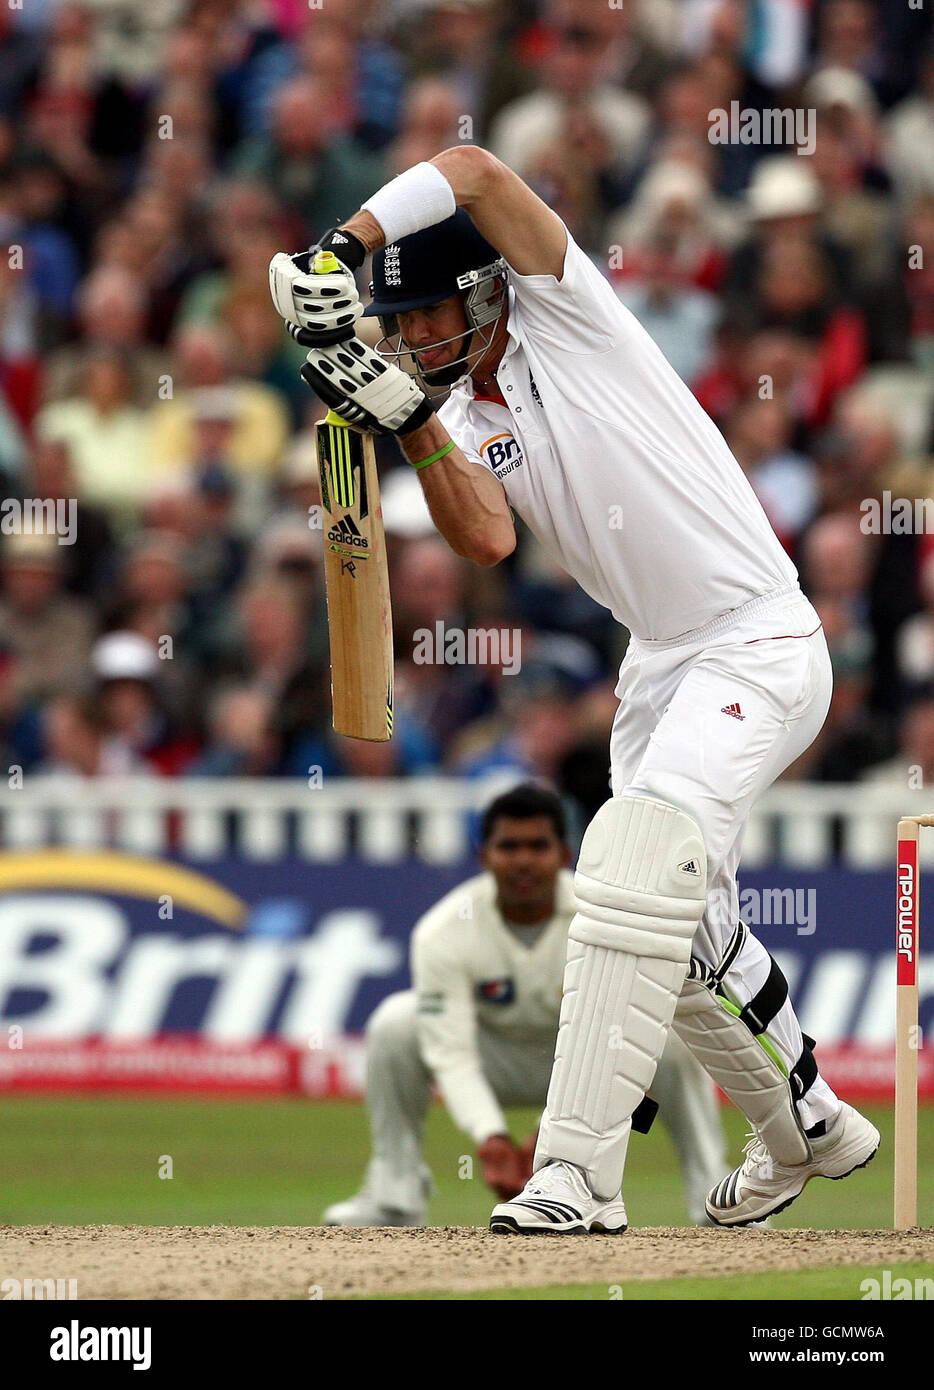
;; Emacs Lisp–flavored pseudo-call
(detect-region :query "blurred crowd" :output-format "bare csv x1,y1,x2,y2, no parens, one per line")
1,0,934,810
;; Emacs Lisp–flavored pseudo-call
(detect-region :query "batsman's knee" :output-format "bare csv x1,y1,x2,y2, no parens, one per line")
572,794,707,962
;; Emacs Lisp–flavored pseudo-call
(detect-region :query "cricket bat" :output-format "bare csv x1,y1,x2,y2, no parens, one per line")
315,407,394,741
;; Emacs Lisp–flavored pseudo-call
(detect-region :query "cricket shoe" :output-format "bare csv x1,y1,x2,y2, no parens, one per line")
321,1190,425,1227
322,1170,429,1227
489,1160,627,1235
706,1103,880,1227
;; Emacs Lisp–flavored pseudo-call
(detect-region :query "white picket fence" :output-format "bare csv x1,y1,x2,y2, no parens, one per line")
0,775,931,868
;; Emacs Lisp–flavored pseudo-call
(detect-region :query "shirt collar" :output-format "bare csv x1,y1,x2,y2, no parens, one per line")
463,287,520,402
502,285,521,359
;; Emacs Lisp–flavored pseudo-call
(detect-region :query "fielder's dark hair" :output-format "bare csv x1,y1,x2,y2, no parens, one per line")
480,783,567,845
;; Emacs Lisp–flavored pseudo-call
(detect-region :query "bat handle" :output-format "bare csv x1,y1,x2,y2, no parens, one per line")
311,250,353,429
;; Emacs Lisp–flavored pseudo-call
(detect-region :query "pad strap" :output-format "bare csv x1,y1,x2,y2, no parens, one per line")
790,1033,819,1100
738,955,789,1034
712,920,747,986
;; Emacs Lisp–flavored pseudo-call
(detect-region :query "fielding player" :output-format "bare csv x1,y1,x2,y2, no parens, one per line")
269,146,880,1234
323,784,726,1228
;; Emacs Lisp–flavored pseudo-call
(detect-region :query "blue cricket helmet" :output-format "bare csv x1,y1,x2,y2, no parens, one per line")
364,209,504,317
364,209,508,389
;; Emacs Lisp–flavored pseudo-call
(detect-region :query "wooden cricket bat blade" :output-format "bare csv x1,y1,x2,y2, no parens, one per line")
315,412,394,741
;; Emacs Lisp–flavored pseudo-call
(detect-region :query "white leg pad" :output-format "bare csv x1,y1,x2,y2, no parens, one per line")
673,978,810,1166
536,795,707,1199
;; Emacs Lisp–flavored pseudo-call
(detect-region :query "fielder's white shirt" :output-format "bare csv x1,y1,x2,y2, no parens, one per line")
411,869,574,1143
437,228,799,641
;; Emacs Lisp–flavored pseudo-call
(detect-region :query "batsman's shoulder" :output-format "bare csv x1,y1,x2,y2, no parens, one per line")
507,231,629,352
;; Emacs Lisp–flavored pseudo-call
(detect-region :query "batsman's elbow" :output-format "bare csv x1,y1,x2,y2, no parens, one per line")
432,144,502,202
470,524,516,568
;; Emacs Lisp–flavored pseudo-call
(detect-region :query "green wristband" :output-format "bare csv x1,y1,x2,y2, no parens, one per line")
411,439,456,471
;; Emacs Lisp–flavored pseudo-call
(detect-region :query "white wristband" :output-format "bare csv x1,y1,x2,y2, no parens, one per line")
362,162,457,244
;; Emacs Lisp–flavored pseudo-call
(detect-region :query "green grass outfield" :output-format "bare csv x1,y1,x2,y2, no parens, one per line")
0,1095,931,1232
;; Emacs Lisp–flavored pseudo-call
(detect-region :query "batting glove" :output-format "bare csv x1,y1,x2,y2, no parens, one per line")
301,338,434,437
268,228,367,347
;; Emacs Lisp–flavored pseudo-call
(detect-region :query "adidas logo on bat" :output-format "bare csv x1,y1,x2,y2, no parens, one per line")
327,515,369,549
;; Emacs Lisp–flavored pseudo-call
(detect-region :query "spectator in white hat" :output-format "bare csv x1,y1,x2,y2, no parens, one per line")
91,629,199,776
722,156,856,318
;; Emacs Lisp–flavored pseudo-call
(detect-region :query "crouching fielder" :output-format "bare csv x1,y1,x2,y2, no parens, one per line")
324,785,726,1227
270,143,879,1234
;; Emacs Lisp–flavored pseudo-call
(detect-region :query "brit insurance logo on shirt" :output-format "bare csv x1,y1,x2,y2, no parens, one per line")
479,432,525,479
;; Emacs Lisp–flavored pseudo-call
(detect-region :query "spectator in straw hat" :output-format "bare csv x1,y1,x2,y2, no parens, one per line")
0,530,94,703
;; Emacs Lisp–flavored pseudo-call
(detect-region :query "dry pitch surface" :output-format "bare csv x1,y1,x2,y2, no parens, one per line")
3,1225,934,1300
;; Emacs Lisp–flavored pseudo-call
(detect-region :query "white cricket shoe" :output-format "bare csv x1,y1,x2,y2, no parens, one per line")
322,1188,425,1228
706,1102,880,1227
490,1160,628,1235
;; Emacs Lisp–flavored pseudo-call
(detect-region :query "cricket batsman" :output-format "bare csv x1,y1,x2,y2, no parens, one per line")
269,145,880,1234
323,784,726,1228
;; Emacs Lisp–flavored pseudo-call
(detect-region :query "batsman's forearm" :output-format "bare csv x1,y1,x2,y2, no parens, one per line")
400,416,515,568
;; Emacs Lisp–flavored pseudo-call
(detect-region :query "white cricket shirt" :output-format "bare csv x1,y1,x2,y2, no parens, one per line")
437,229,799,641
411,869,574,1143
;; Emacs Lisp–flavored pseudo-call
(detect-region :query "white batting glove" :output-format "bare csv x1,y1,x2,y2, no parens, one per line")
269,227,368,346
301,338,434,437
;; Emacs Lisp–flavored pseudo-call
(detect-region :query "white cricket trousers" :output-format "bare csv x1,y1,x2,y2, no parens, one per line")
610,583,838,1129
361,989,726,1222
